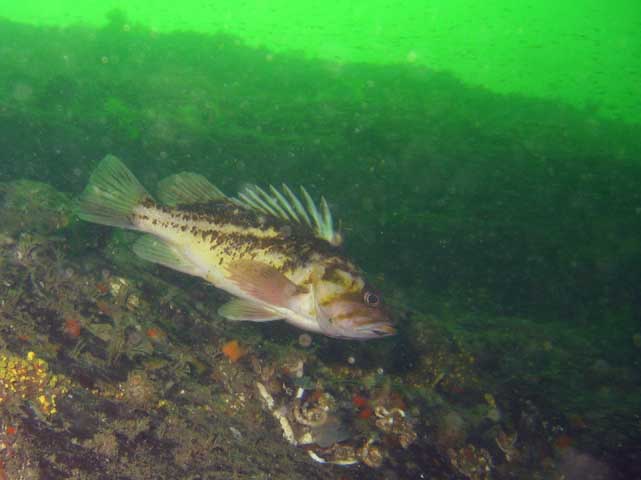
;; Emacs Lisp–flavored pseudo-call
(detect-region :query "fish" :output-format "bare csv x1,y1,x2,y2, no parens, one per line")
76,155,396,339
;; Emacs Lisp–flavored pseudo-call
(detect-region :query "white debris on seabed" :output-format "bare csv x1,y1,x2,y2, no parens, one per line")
256,381,297,446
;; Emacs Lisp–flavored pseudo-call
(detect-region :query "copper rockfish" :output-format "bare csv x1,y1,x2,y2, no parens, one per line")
77,155,395,339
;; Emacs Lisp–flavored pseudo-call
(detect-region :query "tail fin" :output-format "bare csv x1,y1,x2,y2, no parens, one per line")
76,155,152,229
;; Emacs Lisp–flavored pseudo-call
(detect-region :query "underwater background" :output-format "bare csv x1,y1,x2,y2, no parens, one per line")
0,1,640,479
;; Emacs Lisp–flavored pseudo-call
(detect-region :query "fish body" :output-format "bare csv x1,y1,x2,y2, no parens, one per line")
77,155,395,339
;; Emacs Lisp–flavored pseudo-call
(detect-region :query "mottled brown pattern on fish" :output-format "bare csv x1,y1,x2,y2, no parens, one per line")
141,197,156,208
318,288,364,308
133,199,353,274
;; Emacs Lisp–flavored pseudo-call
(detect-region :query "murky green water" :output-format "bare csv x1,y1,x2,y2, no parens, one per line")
1,2,639,479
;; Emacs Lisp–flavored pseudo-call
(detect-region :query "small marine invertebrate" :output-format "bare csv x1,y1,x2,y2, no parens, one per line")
298,333,312,348
351,394,369,408
63,316,82,338
221,340,245,362
352,393,374,419
145,327,166,342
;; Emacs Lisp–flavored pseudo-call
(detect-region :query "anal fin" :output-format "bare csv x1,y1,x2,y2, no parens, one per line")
218,298,282,322
133,235,202,277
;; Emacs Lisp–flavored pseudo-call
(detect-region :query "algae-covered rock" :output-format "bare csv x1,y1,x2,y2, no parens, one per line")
0,179,72,235
0,350,71,417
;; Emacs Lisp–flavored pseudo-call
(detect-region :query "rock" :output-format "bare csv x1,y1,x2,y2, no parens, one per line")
0,180,72,235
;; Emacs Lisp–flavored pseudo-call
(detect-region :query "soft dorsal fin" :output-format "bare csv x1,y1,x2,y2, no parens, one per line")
157,172,225,206
234,184,342,246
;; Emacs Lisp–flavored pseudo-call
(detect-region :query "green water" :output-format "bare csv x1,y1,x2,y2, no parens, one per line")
4,0,641,123
1,2,640,479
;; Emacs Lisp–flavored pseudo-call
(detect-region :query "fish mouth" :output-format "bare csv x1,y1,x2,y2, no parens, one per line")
370,324,396,336
355,322,396,337
350,308,396,337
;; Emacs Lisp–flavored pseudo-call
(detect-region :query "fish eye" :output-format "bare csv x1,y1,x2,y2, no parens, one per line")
364,291,380,307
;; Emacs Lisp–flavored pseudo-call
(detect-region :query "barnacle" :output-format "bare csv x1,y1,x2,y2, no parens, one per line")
374,406,417,448
293,391,334,427
356,438,385,468
293,400,328,427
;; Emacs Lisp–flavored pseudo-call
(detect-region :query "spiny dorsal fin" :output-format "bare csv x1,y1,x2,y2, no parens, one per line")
234,184,342,246
157,172,225,206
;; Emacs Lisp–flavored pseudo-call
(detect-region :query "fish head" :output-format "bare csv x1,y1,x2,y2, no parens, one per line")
311,264,396,340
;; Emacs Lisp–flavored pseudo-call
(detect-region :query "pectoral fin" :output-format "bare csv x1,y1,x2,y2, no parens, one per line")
226,259,302,307
218,298,282,321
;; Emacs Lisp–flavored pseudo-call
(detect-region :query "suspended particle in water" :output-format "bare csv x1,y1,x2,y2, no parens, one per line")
101,56,109,64
298,333,312,348
347,356,356,365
